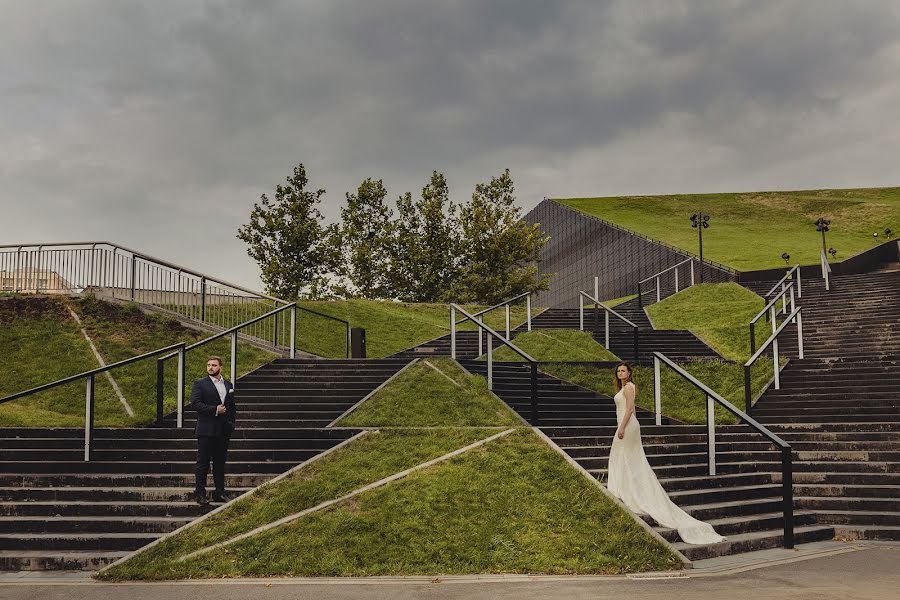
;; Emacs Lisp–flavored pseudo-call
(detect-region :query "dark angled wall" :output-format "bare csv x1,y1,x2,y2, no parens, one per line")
524,199,735,309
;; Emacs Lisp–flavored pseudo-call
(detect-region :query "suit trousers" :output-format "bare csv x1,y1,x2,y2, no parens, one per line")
195,435,230,497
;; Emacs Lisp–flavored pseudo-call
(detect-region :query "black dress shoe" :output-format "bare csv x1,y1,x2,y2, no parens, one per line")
194,495,210,505
212,493,231,503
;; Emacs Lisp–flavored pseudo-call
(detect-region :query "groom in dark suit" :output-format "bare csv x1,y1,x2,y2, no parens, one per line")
189,356,236,505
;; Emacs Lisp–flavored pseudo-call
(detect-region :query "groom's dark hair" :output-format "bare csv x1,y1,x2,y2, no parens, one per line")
614,362,636,392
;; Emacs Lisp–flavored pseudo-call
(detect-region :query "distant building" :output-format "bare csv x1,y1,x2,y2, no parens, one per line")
0,270,75,294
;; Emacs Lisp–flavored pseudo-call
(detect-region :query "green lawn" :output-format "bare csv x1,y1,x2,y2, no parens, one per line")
99,429,679,580
337,358,522,427
489,329,619,362
602,294,638,309
203,298,537,359
1,295,275,427
558,187,900,271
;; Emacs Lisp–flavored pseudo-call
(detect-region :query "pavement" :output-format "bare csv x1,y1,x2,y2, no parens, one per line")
1,543,897,600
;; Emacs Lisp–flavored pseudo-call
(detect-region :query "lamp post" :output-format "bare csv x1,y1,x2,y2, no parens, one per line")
815,218,830,255
690,212,710,282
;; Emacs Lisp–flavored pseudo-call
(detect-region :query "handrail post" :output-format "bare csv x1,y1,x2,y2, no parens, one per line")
450,305,457,359
656,276,661,303
707,395,716,476
674,266,679,293
530,362,539,424
177,346,185,428
690,259,695,286
156,358,165,425
781,283,788,314
633,326,639,362
130,254,136,301
593,302,599,332
782,447,795,549
789,285,796,313
750,323,756,355
478,317,484,356
84,374,95,462
604,310,610,349
797,310,804,360
594,276,599,303
796,268,802,298
273,305,280,350
486,337,493,390
200,276,207,322
579,294,584,331
744,364,752,414
230,331,238,383
289,305,296,359
346,323,351,359
773,338,780,389
770,305,777,336
505,304,510,341
526,294,532,331
653,355,662,426
638,281,643,311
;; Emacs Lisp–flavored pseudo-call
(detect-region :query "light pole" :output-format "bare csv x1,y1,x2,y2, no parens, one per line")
690,212,710,282
815,218,830,255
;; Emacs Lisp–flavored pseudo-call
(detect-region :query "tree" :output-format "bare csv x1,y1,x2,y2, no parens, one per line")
388,171,461,302
334,178,394,299
455,169,550,304
236,163,337,299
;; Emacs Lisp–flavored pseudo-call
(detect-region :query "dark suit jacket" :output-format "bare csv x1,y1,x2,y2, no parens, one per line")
188,376,236,438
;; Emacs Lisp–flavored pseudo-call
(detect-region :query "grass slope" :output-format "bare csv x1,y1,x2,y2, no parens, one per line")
559,187,900,271
1,295,275,427
337,358,522,427
490,329,619,362
101,429,679,579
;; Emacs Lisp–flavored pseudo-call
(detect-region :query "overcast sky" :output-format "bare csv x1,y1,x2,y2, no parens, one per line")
3,1,900,289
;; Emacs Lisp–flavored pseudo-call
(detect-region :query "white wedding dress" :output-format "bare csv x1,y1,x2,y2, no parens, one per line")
607,384,724,545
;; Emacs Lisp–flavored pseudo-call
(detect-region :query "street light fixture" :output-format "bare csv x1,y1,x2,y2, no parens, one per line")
781,252,791,265
886,228,894,239
815,218,830,254
690,212,710,281
828,247,837,259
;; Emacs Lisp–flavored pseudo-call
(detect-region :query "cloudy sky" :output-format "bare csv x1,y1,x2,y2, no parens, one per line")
3,1,900,289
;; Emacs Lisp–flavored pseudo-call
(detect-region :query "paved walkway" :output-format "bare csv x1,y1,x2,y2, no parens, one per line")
1,544,897,600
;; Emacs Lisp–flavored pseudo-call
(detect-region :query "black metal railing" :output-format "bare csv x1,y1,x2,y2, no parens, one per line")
765,264,802,301
653,351,795,548
450,303,540,423
744,307,804,415
455,292,533,354
637,258,696,310
579,290,639,361
0,343,186,461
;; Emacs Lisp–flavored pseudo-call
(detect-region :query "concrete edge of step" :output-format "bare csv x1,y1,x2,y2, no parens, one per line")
94,429,373,577
529,427,694,569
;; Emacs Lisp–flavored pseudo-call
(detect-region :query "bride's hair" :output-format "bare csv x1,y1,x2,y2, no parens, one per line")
614,362,636,392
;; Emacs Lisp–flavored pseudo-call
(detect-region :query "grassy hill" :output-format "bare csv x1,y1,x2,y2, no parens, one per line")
558,187,900,271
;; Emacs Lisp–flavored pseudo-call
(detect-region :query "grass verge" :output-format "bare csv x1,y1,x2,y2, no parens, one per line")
489,329,619,362
99,429,679,579
337,358,521,427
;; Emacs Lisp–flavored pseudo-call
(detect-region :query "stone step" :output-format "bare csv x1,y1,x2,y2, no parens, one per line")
0,550,129,571
672,525,835,561
0,516,191,534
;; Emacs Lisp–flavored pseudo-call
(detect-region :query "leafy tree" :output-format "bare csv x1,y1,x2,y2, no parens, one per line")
334,178,394,299
455,169,550,304
388,171,461,302
236,163,337,299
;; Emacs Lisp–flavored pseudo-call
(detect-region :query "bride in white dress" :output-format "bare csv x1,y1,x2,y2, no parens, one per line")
607,362,724,545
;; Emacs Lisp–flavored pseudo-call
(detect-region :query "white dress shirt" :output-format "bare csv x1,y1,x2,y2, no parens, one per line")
210,375,226,404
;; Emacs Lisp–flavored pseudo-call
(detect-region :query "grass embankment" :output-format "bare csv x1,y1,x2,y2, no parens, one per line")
0,295,274,427
558,187,900,271
203,299,535,359
489,329,619,362
545,283,782,425
101,357,679,579
337,358,522,427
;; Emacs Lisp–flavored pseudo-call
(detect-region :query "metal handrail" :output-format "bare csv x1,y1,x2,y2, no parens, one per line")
765,265,802,299
749,281,796,354
454,292,533,348
637,258,696,309
820,249,832,291
652,351,794,548
0,342,187,461
744,307,804,414
579,290,640,360
450,303,540,423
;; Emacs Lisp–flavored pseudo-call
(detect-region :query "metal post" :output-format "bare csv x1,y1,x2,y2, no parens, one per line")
289,305,296,359
505,304,510,341
638,281,643,311
130,255,136,301
593,302,599,332
773,338,780,389
604,311,610,349
177,347,185,428
450,305,457,359
653,356,662,426
579,294,584,331
530,362,539,424
200,276,207,322
230,331,238,383
478,317,484,356
782,447,795,549
526,295,532,331
84,375,95,462
707,395,716,476
744,365,752,414
750,323,756,355
674,266,679,293
690,260,695,286
789,286,795,314
156,359,165,425
656,276,661,303
796,311,804,360
594,276,599,303
770,305,777,336
273,305,280,349
781,283,788,314
486,337,493,390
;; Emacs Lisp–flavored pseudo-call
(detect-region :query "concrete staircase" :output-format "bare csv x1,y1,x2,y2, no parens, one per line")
0,358,408,571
